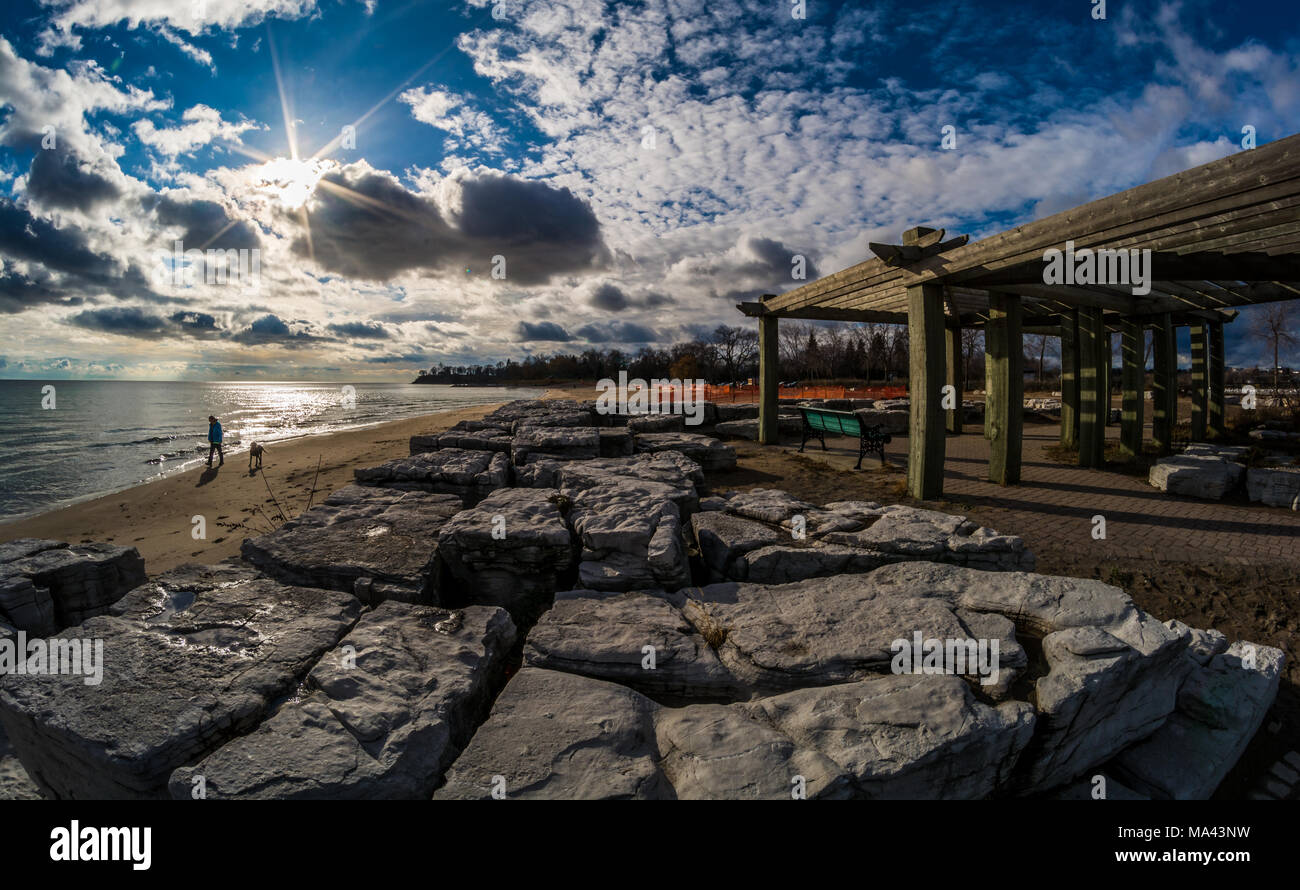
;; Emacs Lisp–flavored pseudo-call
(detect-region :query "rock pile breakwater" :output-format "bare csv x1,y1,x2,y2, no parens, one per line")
0,399,1283,800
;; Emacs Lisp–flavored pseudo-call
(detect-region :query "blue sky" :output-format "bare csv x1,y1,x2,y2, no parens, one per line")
0,0,1297,380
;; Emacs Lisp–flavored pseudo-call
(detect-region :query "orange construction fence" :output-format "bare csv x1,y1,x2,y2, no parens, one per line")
642,383,908,404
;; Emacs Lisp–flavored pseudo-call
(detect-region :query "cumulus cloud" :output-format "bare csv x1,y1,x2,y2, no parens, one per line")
516,320,571,341
400,86,506,155
294,161,606,284
133,105,260,157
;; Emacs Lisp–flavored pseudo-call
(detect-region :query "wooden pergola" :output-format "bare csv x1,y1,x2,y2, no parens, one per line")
740,133,1300,498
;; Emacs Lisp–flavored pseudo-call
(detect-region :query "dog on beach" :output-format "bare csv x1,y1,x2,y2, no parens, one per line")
248,442,265,470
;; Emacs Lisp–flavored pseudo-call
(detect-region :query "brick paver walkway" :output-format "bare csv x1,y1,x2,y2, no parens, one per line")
794,422,1300,566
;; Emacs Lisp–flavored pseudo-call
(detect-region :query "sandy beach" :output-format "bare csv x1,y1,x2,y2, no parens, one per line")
0,391,561,574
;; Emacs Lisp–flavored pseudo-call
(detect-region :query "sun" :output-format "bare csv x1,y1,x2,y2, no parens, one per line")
253,157,334,210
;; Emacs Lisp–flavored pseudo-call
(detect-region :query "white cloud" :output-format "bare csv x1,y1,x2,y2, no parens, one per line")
399,86,506,155
132,104,261,158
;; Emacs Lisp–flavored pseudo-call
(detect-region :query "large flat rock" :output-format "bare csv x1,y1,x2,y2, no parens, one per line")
482,399,595,433
742,675,1035,799
633,432,737,472
511,424,600,465
0,563,361,799
410,424,511,455
434,667,670,799
1246,465,1300,509
436,487,575,618
0,538,145,634
682,577,973,693
241,485,462,605
169,601,516,799
1148,446,1247,500
524,591,742,701
354,448,509,504
435,667,1031,800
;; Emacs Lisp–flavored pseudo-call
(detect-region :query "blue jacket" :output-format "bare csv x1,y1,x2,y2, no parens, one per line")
208,422,223,444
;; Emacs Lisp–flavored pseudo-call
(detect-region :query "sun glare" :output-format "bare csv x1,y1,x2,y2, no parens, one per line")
254,157,334,209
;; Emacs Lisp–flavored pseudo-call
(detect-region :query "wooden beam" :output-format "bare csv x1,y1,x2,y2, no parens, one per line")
1208,321,1226,439
758,315,779,445
1060,309,1080,450
1190,323,1208,441
986,293,1024,485
1151,314,1176,454
907,283,947,499
945,316,964,435
1078,307,1107,468
736,300,911,325
1120,318,1145,458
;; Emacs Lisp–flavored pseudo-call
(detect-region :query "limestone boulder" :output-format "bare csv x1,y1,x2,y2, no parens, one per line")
690,511,783,581
866,561,1192,791
511,424,600,465
241,485,461,605
1246,465,1300,509
436,487,575,619
0,563,361,799
434,667,670,800
169,602,516,799
1112,640,1285,799
0,538,146,635
634,432,737,472
569,480,691,592
524,590,742,700
1148,445,1247,500
354,448,509,504
742,675,1035,799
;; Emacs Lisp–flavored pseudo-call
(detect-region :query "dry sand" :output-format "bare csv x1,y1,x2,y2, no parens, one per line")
0,386,592,575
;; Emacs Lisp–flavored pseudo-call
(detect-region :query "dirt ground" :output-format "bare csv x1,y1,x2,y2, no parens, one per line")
710,441,1300,800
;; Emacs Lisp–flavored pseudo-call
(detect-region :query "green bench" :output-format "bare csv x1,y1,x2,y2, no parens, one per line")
797,406,892,470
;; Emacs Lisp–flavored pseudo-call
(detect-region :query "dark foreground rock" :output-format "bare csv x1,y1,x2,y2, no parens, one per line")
354,448,509,504
1112,637,1285,799
436,488,575,619
0,539,145,635
170,602,515,799
0,563,361,799
241,485,462,605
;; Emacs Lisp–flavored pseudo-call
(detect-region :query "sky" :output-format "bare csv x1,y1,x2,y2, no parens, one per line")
0,0,1297,381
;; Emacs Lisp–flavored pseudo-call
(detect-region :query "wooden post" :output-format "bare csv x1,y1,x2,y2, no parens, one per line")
1208,321,1226,439
986,293,1024,485
758,314,779,445
907,283,947,499
1060,309,1080,449
1190,322,1207,441
1120,318,1144,458
1103,331,1114,426
1151,314,1176,453
945,321,964,434
1078,308,1106,468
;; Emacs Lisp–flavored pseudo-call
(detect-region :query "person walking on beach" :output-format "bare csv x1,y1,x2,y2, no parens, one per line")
207,415,224,467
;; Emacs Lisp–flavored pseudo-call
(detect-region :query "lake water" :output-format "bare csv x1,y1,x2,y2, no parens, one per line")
0,380,543,521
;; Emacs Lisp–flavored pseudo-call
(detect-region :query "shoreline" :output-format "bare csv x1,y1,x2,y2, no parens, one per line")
0,384,593,575
0,402,507,575
0,395,529,527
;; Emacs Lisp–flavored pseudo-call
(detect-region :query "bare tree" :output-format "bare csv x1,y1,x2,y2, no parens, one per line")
711,325,757,383
1023,334,1058,386
1252,303,1299,399
961,328,984,384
